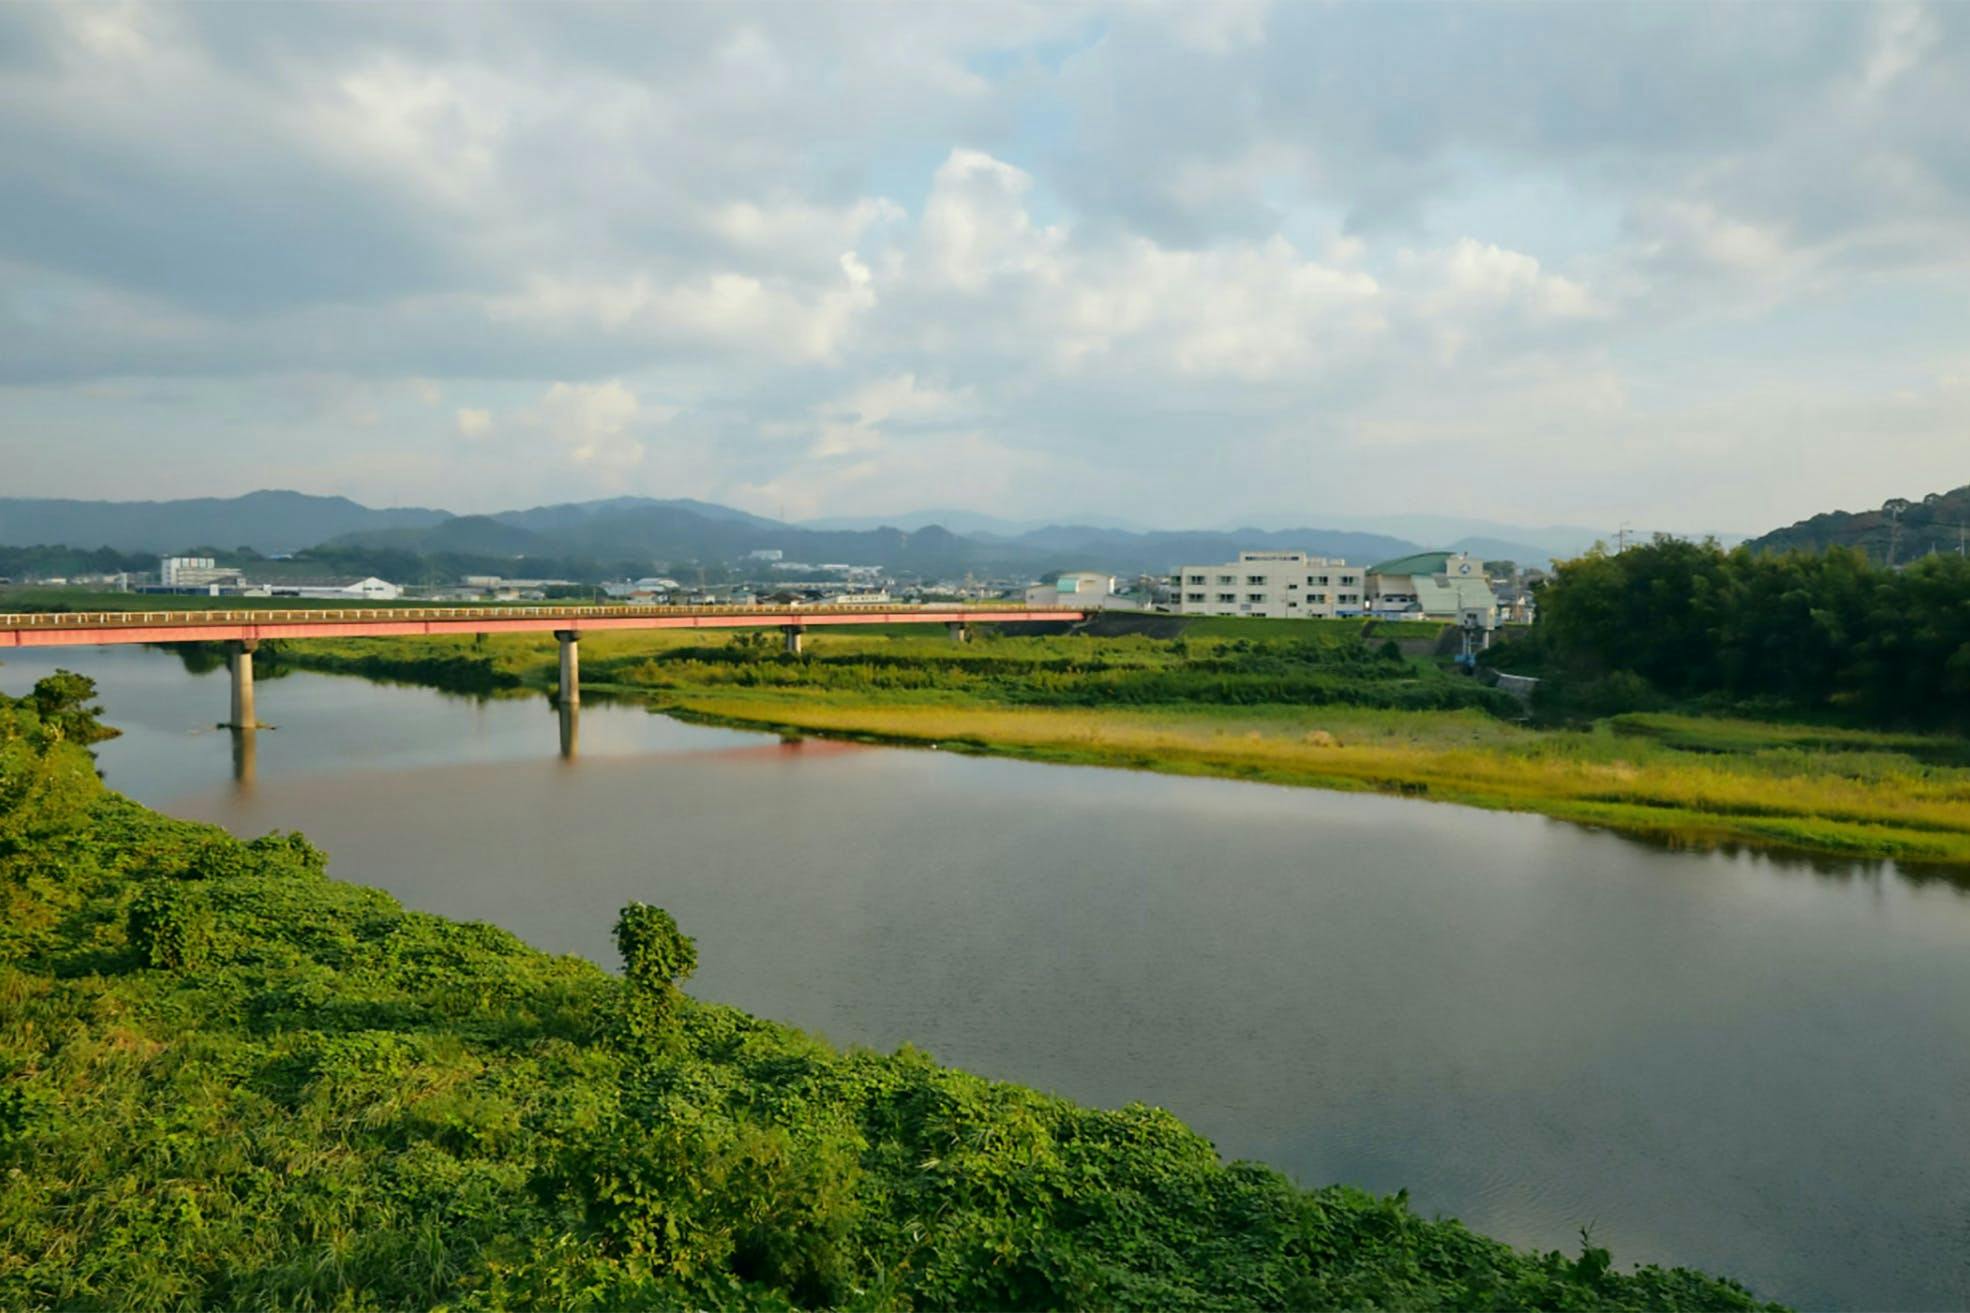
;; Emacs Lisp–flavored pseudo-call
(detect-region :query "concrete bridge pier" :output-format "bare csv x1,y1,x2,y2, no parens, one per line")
558,700,579,761
230,726,258,790
782,625,804,655
225,639,259,729
947,621,971,644
555,630,580,706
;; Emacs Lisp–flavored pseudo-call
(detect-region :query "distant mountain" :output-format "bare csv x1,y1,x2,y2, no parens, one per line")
1001,524,1420,574
801,509,1148,536
1,488,1493,579
1287,513,1610,562
1748,484,1970,563
1445,536,1574,567
328,515,554,558
0,491,452,555
494,496,783,535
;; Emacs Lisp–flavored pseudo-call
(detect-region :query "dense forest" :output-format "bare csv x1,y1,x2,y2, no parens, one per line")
0,673,1775,1309
0,545,156,582
1490,539,1970,727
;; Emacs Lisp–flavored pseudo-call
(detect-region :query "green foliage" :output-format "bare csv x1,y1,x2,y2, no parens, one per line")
0,686,1780,1310
26,669,118,746
591,628,1512,716
1503,539,1970,729
126,881,212,969
614,901,697,1047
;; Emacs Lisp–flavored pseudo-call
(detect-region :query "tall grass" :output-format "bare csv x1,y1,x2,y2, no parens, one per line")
252,626,1970,867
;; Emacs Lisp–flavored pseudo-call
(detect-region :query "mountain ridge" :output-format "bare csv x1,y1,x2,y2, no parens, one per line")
0,490,1607,575
1746,484,1970,563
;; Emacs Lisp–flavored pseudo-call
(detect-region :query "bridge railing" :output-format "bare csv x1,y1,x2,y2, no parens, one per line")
0,602,1067,630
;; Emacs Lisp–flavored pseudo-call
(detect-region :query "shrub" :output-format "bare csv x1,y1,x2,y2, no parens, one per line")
126,882,213,970
615,902,698,1047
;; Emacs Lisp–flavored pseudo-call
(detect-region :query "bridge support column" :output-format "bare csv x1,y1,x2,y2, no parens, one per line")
226,639,259,729
782,625,804,655
558,701,579,761
230,726,258,790
947,621,971,644
555,630,580,706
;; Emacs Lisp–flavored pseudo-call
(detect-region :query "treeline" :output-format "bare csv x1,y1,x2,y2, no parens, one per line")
0,541,716,588
1494,539,1970,726
0,544,155,580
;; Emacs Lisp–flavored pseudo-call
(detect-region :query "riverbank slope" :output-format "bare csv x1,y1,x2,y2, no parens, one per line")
0,677,1777,1308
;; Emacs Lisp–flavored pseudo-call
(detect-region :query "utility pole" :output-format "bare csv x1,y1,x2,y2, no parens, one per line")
1615,522,1631,553
1884,498,1908,568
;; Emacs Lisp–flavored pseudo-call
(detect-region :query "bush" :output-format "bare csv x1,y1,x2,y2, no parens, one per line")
126,882,212,970
615,901,698,1046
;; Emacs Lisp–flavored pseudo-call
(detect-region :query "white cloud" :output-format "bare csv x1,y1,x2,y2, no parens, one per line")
536,380,652,475
3,3,1968,532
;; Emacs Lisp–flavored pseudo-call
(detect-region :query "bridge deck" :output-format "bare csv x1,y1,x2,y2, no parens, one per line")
0,604,1087,648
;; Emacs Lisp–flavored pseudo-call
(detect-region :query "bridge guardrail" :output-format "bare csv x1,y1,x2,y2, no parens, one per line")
0,603,1067,630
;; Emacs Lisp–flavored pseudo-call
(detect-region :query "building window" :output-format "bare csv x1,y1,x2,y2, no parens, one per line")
1217,593,1237,604
1187,574,1206,584
1314,575,1329,585
1287,582,1300,590
1217,575,1235,585
1247,592,1266,603
1311,593,1326,603
1246,575,1267,585
1186,592,1206,603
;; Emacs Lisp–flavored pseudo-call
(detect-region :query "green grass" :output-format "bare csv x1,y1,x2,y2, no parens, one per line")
248,626,1970,869
0,682,1777,1310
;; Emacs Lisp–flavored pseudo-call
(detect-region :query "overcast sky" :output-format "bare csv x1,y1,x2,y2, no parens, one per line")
3,2,1966,533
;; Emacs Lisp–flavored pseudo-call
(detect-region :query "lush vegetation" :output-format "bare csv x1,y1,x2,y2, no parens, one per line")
1488,538,1970,729
0,546,156,583
247,622,1970,867
0,674,1775,1309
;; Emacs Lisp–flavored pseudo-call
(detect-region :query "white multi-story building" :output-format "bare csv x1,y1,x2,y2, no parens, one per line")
1173,552,1365,619
158,555,240,588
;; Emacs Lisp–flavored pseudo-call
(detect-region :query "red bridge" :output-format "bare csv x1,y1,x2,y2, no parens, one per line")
0,603,1086,730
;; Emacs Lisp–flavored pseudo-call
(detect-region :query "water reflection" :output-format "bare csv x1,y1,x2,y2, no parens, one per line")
229,726,257,792
558,701,578,761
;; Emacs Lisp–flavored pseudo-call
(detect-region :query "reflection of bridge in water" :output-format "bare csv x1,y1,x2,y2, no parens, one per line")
4,604,1086,776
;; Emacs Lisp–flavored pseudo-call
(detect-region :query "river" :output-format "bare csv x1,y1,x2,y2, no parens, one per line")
5,645,1969,1309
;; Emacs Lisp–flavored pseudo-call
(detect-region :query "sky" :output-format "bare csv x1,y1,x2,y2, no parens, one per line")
2,2,1967,535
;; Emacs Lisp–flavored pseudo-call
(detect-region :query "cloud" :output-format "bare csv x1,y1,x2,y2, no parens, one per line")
535,380,654,477
1,2,1967,533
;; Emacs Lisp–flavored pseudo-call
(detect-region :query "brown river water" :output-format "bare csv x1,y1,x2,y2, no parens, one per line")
6,645,1970,1309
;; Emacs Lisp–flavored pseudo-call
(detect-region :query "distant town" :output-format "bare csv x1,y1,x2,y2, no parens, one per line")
11,545,1543,632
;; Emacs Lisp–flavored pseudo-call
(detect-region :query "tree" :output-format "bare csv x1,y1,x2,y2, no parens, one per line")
29,670,116,745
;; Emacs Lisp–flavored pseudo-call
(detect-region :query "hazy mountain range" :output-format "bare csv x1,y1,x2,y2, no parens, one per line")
0,490,1612,576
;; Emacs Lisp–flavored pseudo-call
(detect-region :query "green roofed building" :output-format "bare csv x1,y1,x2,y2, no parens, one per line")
1366,550,1498,625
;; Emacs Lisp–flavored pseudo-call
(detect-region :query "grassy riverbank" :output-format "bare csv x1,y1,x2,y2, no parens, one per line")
0,677,1776,1309
254,624,1970,868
